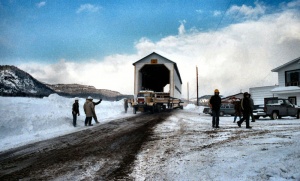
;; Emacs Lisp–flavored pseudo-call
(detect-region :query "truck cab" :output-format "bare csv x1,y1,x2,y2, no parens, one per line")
264,97,300,119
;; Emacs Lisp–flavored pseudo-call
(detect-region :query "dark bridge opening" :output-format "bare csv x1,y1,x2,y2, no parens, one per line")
140,64,170,92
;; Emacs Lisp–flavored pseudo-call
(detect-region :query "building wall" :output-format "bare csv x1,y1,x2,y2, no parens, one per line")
277,61,300,86
249,85,278,105
173,65,182,98
133,54,182,99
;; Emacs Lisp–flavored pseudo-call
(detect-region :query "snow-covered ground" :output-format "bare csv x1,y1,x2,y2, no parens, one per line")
0,94,134,152
1,95,300,180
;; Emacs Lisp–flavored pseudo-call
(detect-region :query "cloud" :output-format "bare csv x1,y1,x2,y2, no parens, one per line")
213,10,222,17
178,20,186,35
76,4,100,14
287,0,300,8
36,1,46,8
226,1,266,19
19,4,300,99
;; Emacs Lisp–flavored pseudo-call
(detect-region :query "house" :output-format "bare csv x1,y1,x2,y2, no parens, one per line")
271,57,300,105
249,85,278,105
250,57,300,106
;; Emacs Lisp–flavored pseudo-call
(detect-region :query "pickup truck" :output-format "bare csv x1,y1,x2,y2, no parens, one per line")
254,97,300,120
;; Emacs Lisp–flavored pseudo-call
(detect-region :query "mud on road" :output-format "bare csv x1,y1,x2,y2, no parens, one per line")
0,112,172,180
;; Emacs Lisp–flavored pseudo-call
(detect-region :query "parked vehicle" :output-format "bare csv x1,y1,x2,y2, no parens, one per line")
253,97,300,120
203,103,235,116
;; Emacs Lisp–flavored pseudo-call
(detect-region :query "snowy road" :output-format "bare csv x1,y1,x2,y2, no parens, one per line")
0,112,172,180
1,108,300,180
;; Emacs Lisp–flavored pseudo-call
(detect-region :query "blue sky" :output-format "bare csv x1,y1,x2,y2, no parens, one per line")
1,0,294,62
1,0,300,97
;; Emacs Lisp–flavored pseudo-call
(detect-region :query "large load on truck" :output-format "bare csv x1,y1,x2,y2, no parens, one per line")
131,52,183,113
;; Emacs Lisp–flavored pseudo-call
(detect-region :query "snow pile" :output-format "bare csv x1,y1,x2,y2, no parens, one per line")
0,94,132,151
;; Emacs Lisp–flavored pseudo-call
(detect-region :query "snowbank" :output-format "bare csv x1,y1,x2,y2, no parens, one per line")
0,94,133,152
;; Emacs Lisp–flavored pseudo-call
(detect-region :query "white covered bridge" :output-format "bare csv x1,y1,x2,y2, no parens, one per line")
133,52,182,99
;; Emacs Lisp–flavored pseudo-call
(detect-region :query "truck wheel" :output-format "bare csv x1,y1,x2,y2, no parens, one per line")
297,111,300,119
254,116,260,120
271,111,278,120
219,111,224,116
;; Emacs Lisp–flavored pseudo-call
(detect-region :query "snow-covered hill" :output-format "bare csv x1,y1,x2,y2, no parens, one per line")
0,65,54,97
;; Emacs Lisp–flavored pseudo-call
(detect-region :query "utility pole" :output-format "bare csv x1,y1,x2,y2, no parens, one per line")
196,66,199,106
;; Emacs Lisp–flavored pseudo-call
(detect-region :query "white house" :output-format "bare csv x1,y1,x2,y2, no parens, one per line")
271,57,300,105
250,57,300,106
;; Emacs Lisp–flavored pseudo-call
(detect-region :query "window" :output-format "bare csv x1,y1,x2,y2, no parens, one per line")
288,96,297,105
285,69,300,86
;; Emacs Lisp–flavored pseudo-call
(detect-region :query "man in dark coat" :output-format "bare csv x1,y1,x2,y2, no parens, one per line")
237,92,252,129
209,89,221,128
72,97,80,127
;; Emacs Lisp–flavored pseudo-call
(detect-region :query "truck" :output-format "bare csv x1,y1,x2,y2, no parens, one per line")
131,90,183,114
131,52,183,114
253,97,300,120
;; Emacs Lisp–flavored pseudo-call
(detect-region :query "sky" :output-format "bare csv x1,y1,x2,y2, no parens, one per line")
1,0,300,98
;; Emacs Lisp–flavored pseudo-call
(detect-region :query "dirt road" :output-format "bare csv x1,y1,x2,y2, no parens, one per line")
1,109,300,180
0,112,172,180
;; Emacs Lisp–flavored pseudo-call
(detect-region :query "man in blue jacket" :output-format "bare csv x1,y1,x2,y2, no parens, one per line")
209,89,221,128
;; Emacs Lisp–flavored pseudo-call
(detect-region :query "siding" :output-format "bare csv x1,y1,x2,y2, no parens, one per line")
249,86,278,105
275,61,300,86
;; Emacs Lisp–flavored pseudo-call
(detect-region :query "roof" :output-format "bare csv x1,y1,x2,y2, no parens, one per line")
271,86,300,93
271,57,300,72
133,52,182,84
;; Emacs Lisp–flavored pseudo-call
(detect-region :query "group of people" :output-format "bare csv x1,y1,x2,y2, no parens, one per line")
71,96,102,127
209,89,254,129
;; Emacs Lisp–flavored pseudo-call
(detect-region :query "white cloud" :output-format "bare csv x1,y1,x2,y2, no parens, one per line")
19,6,300,99
213,10,222,17
226,1,266,19
287,0,300,8
76,4,100,14
178,20,186,35
36,1,46,8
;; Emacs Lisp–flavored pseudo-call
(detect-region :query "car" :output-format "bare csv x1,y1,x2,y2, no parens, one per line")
203,103,235,116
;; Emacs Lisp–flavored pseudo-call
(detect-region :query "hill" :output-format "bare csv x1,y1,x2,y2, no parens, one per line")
0,65,55,97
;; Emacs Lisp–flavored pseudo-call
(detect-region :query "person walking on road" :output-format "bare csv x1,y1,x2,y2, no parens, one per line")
84,96,95,126
124,98,128,113
92,98,102,123
209,89,222,128
72,97,80,127
249,94,255,122
237,92,252,129
233,100,242,123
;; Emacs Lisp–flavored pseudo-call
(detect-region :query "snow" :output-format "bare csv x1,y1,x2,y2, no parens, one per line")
1,94,300,180
271,86,300,93
0,94,134,151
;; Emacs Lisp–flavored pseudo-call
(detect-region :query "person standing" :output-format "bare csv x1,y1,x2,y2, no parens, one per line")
233,100,242,123
237,92,252,129
124,98,128,113
209,89,221,128
84,96,95,126
72,97,80,127
92,99,102,123
249,94,255,122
